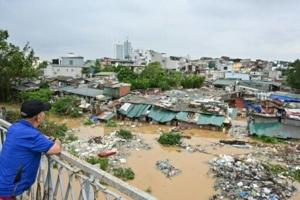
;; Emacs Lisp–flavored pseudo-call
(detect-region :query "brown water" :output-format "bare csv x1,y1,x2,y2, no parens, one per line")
69,122,250,200
1,105,299,200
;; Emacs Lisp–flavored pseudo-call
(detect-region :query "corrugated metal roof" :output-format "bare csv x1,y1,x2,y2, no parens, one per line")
60,86,103,98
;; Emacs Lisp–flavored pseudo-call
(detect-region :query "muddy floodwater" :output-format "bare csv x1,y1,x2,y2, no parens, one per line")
1,106,299,200
65,121,251,200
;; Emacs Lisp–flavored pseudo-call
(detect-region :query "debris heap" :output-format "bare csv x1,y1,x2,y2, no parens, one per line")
65,131,151,167
210,154,297,200
156,159,181,178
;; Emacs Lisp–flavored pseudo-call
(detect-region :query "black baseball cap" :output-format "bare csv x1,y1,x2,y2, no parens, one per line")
20,100,51,118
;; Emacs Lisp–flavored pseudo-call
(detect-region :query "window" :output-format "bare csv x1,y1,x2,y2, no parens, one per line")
66,69,68,72
69,60,73,65
71,69,74,72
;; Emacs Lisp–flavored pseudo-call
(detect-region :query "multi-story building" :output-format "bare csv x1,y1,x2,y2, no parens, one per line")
43,53,84,78
115,44,124,60
123,40,132,60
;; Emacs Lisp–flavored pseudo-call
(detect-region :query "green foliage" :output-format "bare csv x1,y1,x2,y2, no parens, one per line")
264,163,300,182
181,75,205,88
0,29,38,101
290,169,300,182
19,88,52,102
105,120,117,127
158,131,182,146
117,67,137,83
86,157,109,171
52,96,82,117
39,120,68,141
83,118,95,126
113,167,135,181
37,61,48,69
286,59,300,89
117,129,133,140
252,135,287,144
5,110,21,123
100,61,204,90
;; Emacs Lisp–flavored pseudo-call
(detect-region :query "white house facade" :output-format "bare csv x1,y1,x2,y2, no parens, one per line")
44,54,84,78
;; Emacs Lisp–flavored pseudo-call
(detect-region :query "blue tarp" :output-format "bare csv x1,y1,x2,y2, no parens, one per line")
269,94,300,103
148,106,177,123
244,101,263,113
197,114,225,127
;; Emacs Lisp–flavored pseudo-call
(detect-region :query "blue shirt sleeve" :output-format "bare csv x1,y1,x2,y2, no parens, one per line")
30,132,55,153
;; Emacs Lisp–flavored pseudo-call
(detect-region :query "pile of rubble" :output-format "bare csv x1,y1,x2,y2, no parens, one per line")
65,131,151,167
209,154,297,200
156,159,181,178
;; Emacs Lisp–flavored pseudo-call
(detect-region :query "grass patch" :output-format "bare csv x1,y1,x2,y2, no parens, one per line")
264,163,287,174
113,167,135,181
252,135,287,144
105,120,117,127
290,169,300,182
117,129,133,140
83,118,94,126
158,131,182,146
264,163,300,182
86,157,110,171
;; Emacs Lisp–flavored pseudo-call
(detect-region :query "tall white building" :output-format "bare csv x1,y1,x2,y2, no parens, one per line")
123,40,132,60
115,44,124,60
43,53,84,78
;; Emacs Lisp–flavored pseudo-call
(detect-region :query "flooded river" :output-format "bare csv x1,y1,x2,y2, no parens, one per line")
1,104,299,200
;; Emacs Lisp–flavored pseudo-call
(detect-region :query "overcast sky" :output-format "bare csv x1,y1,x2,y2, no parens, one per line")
0,0,299,61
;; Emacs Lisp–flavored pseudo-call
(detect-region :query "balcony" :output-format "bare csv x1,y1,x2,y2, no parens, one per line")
0,119,156,200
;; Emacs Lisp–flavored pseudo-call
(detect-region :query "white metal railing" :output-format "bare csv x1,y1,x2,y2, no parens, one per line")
0,119,156,200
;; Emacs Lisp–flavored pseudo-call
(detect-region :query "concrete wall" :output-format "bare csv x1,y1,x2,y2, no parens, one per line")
61,57,84,66
44,65,82,78
225,72,250,80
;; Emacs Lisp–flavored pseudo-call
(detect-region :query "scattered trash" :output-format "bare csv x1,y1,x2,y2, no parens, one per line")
219,140,246,145
156,159,181,178
65,131,151,167
209,154,297,200
98,149,117,157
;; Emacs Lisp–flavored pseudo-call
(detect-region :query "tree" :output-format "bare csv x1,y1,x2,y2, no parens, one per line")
117,67,136,82
19,88,52,102
181,75,205,88
52,96,82,117
0,30,37,101
286,60,300,90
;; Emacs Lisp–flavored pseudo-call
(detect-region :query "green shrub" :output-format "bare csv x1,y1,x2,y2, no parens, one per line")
158,131,182,146
39,120,68,141
252,135,286,144
86,157,109,171
83,118,94,126
52,96,82,117
105,120,117,127
19,88,52,102
117,129,133,140
113,167,135,181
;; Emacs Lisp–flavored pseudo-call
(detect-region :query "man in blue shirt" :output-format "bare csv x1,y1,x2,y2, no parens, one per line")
0,100,62,199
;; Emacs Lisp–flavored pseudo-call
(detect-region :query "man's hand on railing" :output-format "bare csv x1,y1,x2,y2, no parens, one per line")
47,138,62,155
